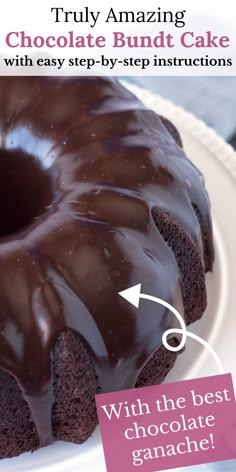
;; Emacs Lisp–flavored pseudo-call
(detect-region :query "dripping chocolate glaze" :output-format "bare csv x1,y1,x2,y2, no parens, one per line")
0,77,214,446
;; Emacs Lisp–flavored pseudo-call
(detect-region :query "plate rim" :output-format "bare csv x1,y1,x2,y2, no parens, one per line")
122,80,236,180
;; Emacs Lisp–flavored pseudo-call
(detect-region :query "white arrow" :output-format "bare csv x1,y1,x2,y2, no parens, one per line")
119,283,224,375
118,283,142,308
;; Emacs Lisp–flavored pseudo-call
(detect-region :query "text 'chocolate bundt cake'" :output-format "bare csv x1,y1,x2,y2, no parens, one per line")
0,77,214,459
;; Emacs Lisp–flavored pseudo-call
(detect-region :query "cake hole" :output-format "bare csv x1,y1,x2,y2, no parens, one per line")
0,148,53,237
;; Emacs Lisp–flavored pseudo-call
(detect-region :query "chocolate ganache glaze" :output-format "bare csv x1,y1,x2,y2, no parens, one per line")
0,77,214,448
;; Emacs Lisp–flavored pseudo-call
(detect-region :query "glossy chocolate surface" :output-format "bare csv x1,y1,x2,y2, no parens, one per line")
0,77,214,446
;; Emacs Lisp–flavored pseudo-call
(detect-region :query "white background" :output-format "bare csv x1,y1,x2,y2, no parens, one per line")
0,0,235,75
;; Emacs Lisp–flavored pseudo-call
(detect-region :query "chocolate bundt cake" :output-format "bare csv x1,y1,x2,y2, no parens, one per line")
0,77,214,459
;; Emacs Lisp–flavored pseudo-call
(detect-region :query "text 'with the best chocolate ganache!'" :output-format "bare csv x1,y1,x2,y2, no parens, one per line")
96,285,236,472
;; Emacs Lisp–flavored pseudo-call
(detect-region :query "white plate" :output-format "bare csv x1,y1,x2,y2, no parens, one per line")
1,82,236,472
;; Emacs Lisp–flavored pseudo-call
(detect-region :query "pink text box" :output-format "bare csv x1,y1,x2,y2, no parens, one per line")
96,374,236,472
